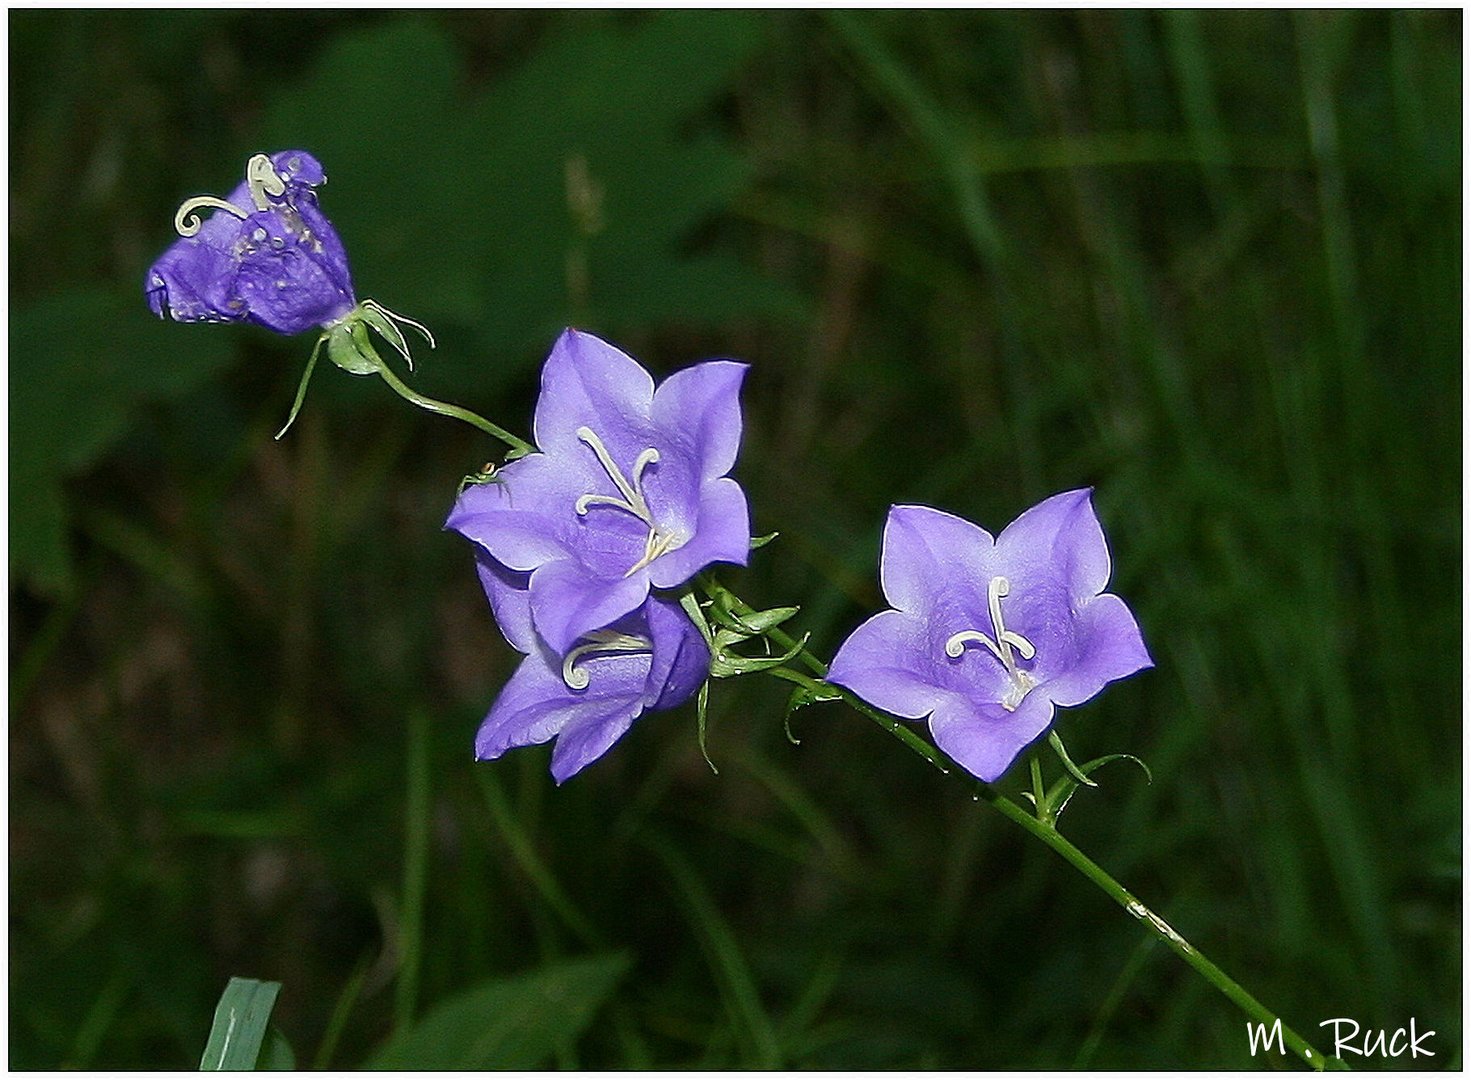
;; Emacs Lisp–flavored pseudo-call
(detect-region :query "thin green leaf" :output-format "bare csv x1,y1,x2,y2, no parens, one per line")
749,531,780,549
1046,753,1154,822
696,680,718,775
782,682,843,746
678,589,716,649
1049,730,1099,788
198,977,282,1070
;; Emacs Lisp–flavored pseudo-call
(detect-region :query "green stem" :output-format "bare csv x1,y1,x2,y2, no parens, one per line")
1029,753,1052,824
373,359,535,457
702,577,1340,1070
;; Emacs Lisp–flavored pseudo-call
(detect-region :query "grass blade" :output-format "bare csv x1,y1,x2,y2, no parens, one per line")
198,977,282,1070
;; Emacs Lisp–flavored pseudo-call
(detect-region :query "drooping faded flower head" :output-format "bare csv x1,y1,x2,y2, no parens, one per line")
146,151,356,335
446,330,751,655
827,490,1151,783
473,551,710,783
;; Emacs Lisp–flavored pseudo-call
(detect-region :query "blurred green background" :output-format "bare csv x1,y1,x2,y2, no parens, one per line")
9,10,1461,1069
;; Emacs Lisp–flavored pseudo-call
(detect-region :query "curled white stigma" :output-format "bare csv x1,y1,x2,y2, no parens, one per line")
174,196,247,237
560,630,652,690
173,152,288,237
245,153,286,210
944,576,1038,711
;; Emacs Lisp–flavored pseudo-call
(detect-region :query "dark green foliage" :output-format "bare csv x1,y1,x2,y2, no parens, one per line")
367,953,631,1069
10,10,1460,1069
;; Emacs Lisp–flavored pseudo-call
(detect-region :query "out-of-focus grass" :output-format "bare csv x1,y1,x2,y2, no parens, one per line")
9,9,1460,1069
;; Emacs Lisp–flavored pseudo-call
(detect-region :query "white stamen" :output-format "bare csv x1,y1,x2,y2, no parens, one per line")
573,427,684,576
943,576,1038,711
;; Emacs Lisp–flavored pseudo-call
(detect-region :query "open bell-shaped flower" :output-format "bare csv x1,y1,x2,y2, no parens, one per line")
827,490,1152,783
446,330,752,656
472,551,710,783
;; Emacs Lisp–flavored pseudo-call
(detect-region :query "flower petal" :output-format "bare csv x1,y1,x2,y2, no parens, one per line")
548,701,643,784
646,477,751,589
528,559,652,656
642,595,711,711
995,488,1111,605
649,360,748,481
146,241,243,324
879,505,996,616
445,455,576,571
928,688,1056,783
475,646,647,784
1040,592,1153,708
533,330,656,460
827,609,948,720
473,551,536,655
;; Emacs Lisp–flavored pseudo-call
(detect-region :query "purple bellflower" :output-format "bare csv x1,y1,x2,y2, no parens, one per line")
827,490,1151,783
473,552,710,783
146,150,434,435
147,150,355,335
446,330,751,656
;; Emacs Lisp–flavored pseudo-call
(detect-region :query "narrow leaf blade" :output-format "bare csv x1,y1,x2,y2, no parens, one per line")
199,977,282,1071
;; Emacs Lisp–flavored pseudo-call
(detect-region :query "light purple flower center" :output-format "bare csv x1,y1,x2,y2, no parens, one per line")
560,629,652,689
944,575,1039,711
573,426,687,577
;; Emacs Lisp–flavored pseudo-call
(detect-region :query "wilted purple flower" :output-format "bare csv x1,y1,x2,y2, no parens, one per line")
473,552,710,783
827,490,1152,783
146,151,356,335
447,330,751,655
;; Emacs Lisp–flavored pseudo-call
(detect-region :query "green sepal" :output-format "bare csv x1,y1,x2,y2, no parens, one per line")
706,595,799,639
694,680,717,774
1044,752,1153,822
750,531,780,550
325,319,384,376
677,589,716,650
709,630,810,678
358,304,414,370
274,334,325,440
782,681,842,745
1049,730,1098,788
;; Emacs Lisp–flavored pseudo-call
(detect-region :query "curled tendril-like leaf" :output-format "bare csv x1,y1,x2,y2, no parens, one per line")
1049,730,1097,788
782,682,843,746
1045,752,1153,823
